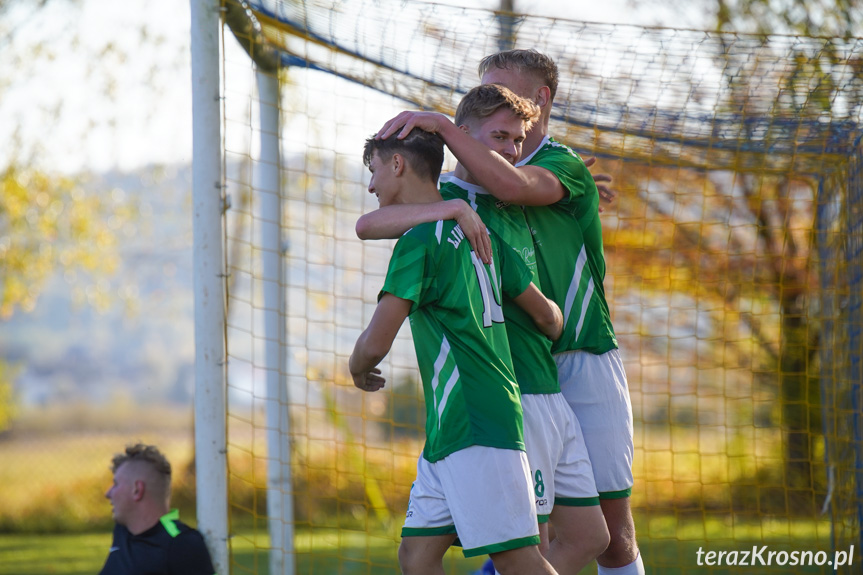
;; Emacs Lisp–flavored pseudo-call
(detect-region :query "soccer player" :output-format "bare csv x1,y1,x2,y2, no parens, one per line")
350,128,565,575
100,443,215,575
376,49,644,575
357,83,610,574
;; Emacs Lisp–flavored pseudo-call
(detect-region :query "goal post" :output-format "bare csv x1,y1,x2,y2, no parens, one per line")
190,0,229,572
254,67,296,575
188,0,863,572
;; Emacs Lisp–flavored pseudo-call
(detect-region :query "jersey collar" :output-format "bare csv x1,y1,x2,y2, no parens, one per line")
439,172,491,195
159,509,181,537
516,135,552,167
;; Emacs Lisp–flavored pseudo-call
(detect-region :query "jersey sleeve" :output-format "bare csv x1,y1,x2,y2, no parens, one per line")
530,146,594,217
168,530,216,575
493,231,533,299
380,227,432,311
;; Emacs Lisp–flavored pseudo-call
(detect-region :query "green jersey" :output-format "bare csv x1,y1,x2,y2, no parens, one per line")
440,174,561,395
520,136,618,355
381,219,533,462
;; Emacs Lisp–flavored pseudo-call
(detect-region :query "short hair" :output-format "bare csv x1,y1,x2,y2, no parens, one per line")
478,49,559,101
363,128,445,183
111,443,172,497
454,83,540,130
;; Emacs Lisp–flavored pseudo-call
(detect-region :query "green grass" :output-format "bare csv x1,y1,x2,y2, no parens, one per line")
0,529,482,575
0,520,849,575
231,529,483,574
0,532,111,575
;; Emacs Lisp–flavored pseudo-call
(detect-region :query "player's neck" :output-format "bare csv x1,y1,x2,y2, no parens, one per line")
453,163,475,185
523,118,549,158
125,505,168,536
397,178,442,205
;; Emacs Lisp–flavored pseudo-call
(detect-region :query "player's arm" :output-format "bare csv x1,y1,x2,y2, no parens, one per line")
377,111,565,206
356,200,492,263
512,283,563,341
349,293,413,391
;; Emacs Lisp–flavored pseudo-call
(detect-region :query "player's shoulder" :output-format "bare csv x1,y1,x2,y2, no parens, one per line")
439,173,467,197
394,221,455,260
401,219,446,241
176,523,208,544
402,218,459,242
166,522,216,573
440,174,491,206
158,511,204,540
543,136,580,157
524,136,584,166
166,520,210,553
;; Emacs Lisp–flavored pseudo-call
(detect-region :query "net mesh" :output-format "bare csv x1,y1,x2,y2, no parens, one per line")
217,1,863,572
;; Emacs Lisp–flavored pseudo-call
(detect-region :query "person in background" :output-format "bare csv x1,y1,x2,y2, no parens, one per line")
99,443,215,575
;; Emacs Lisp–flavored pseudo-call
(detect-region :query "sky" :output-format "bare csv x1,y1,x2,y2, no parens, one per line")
1,0,193,173
0,0,703,175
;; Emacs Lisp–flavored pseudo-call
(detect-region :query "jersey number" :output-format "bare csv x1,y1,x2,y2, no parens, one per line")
534,469,545,498
470,252,504,328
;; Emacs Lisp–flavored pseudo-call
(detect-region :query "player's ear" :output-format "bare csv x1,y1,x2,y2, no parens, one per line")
458,123,470,135
391,153,406,176
535,86,551,109
132,479,146,502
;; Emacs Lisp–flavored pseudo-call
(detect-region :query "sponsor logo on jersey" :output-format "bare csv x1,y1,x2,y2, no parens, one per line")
519,246,536,267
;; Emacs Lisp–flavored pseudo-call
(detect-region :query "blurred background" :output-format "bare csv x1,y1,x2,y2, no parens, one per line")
1,0,198,539
2,0,862,574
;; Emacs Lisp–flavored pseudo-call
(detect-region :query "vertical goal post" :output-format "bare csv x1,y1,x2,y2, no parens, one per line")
190,0,229,572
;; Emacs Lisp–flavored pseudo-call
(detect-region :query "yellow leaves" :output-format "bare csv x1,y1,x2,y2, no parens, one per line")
605,228,660,249
0,275,34,319
0,161,127,319
0,360,21,432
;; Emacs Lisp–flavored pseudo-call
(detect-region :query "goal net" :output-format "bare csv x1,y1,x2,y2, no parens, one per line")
193,0,863,573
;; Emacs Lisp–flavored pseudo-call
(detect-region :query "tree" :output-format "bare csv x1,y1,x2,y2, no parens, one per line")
0,0,140,431
0,160,124,319
615,0,861,498
707,0,862,497
712,0,861,39
0,155,133,431
610,162,823,504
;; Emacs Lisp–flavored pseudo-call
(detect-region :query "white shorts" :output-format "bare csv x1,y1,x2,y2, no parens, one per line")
402,446,540,557
522,393,599,521
555,348,634,496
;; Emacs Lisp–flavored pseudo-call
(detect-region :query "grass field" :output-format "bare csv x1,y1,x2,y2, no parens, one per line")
0,529,481,575
1,518,846,575
0,418,851,574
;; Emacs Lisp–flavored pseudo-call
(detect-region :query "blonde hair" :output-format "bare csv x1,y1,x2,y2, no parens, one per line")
454,83,540,130
478,49,559,101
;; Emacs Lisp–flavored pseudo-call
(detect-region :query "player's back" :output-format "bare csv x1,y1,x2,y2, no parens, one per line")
440,174,560,396
381,219,532,462
518,136,617,355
